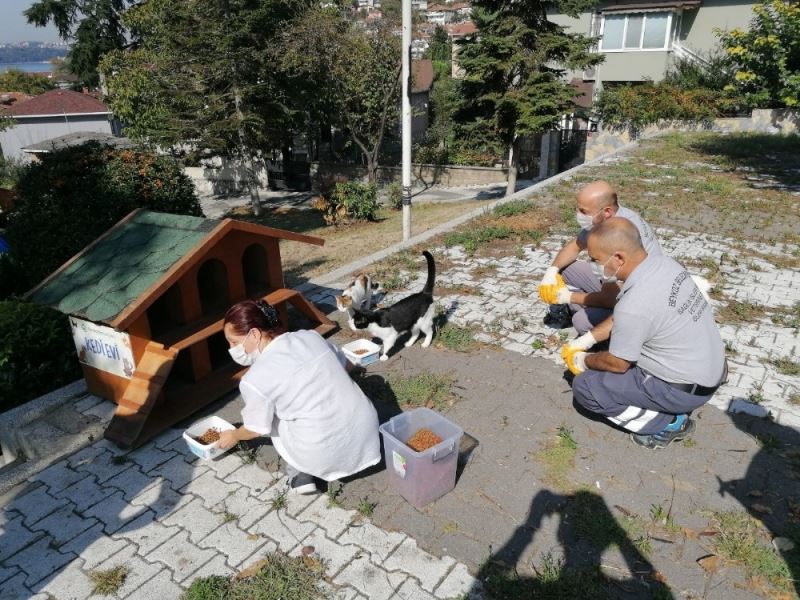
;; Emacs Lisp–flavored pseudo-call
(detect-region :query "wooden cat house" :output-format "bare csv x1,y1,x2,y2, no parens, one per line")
27,209,335,448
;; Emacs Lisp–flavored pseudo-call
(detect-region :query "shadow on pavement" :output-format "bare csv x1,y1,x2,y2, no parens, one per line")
471,489,674,599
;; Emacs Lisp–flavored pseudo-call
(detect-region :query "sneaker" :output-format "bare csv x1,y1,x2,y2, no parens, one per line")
630,414,695,449
543,304,572,329
289,473,318,495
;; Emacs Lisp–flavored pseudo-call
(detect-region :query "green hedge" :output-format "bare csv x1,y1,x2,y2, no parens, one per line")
4,142,202,294
0,300,81,413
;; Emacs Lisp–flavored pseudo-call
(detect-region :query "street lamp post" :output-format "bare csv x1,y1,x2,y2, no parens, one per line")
401,0,412,241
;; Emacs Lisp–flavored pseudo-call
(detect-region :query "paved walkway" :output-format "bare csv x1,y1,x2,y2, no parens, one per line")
2,148,798,598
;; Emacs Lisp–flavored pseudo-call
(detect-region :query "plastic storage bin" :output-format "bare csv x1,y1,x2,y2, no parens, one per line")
183,415,236,460
379,407,464,508
341,339,381,366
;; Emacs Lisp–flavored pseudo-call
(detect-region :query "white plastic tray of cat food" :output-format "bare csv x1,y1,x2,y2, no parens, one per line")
183,415,236,460
341,339,381,366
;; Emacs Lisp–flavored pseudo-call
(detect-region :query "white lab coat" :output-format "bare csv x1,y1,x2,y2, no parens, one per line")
239,329,381,481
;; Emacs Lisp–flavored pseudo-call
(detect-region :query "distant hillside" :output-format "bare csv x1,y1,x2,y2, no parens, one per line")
0,47,67,65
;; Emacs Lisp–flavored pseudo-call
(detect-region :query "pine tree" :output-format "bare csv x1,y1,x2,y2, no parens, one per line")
456,0,601,194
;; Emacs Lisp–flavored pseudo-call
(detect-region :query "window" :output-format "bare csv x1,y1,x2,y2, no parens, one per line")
600,12,671,51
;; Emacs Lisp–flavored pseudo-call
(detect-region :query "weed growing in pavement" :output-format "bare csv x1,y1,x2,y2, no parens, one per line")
471,263,498,277
682,438,697,448
756,434,782,452
356,496,377,518
531,338,545,350
765,357,800,376
771,302,800,329
748,383,766,404
89,566,129,595
557,424,578,450
436,323,478,352
380,270,411,292
183,552,325,600
717,299,764,325
710,510,797,594
789,392,800,406
326,483,344,508
270,489,288,511
388,371,457,410
571,491,652,556
533,427,578,491
724,340,738,356
235,442,257,465
650,503,680,533
222,511,237,523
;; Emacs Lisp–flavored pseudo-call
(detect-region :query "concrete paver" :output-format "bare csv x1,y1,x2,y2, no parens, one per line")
1,142,798,599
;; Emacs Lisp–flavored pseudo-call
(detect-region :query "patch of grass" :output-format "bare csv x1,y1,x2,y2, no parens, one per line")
380,271,411,292
571,492,651,556
493,199,533,217
682,438,697,448
388,371,457,410
766,357,800,376
356,496,376,518
531,338,545,350
270,490,288,511
479,555,611,599
89,565,129,596
235,442,257,465
436,322,478,352
471,263,498,277
533,426,578,491
443,225,512,254
223,511,238,523
771,302,800,329
182,552,326,600
711,510,797,594
717,299,764,325
326,483,343,509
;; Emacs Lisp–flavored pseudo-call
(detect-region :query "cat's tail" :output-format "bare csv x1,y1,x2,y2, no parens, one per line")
422,250,435,296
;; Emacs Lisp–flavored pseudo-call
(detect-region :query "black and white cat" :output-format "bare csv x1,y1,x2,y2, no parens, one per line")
352,250,436,361
335,273,382,331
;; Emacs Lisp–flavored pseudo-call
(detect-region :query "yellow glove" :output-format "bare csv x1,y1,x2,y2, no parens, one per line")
560,345,588,375
538,273,567,305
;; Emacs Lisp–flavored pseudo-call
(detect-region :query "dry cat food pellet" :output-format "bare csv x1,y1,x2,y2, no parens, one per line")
194,427,221,445
406,428,443,452
353,349,369,355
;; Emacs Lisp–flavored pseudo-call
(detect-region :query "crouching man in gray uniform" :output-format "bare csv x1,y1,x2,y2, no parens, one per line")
538,180,662,334
560,217,726,449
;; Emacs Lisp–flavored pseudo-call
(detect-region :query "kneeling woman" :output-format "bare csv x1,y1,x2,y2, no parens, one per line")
216,299,381,494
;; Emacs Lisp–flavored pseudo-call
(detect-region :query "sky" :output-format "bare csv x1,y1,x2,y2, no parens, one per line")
0,0,61,44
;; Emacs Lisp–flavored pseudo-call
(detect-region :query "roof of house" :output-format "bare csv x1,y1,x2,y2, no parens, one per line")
412,59,434,93
446,21,477,37
600,0,701,12
28,209,325,329
4,89,109,117
0,92,33,107
21,131,134,154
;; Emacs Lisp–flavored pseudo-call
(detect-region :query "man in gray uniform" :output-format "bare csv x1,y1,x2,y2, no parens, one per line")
561,217,726,448
538,180,662,334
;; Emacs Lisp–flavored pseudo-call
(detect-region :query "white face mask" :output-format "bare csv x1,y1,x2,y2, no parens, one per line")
228,330,260,366
592,255,621,285
576,209,602,230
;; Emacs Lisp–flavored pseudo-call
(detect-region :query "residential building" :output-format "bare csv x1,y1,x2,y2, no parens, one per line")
0,89,121,161
411,59,434,141
447,21,478,78
425,4,456,24
412,0,429,10
548,0,754,92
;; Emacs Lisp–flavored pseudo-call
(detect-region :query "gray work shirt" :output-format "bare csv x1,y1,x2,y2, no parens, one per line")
578,206,662,256
609,254,725,386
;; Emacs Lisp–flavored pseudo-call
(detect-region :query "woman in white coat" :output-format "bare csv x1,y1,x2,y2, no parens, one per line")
216,299,381,494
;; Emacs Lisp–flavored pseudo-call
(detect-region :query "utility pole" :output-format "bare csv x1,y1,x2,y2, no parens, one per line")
401,0,412,241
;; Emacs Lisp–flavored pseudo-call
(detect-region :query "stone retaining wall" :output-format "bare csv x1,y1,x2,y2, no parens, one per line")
585,108,800,161
311,162,509,188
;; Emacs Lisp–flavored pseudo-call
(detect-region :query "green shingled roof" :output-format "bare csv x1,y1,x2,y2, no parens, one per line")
29,210,219,325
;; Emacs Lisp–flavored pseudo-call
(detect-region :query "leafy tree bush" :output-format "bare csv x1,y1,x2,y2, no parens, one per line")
595,83,726,134
716,0,800,108
312,181,379,225
414,143,450,165
4,142,202,294
387,182,403,210
0,299,81,413
0,69,55,95
664,47,734,92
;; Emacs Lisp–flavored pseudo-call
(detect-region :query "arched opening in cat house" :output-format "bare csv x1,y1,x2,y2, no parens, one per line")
197,258,230,313
242,243,269,295
147,283,184,338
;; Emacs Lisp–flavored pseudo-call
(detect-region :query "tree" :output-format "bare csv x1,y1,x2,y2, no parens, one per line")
0,69,55,95
425,26,452,63
25,0,133,86
100,0,313,215
455,0,602,195
278,8,401,182
717,0,800,108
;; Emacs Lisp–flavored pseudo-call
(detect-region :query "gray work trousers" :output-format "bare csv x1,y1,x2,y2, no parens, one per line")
561,261,613,334
572,365,713,435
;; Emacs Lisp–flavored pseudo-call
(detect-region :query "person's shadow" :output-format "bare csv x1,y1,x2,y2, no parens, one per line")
716,411,800,595
471,489,674,599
